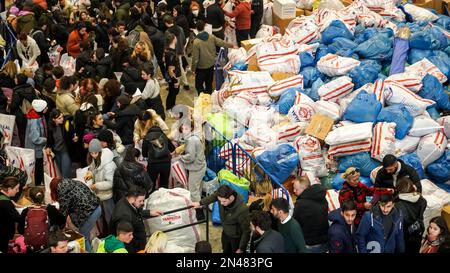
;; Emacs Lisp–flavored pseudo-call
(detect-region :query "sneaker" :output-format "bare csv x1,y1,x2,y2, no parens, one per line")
196,208,206,221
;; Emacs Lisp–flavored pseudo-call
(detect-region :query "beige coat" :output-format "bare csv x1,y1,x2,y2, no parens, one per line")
133,109,169,143
56,91,80,117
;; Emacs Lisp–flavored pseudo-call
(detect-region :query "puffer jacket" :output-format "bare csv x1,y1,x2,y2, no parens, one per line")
120,67,146,95
105,104,141,145
24,109,47,158
328,208,357,253
133,109,169,142
146,25,165,62
95,56,113,80
89,148,117,201
113,161,153,203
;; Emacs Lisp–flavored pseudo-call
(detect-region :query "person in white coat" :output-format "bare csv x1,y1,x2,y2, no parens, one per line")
16,32,41,68
85,139,117,228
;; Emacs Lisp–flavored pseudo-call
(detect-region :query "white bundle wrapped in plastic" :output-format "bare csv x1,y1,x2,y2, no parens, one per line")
385,73,423,92
325,122,373,146
326,189,341,212
228,70,274,95
288,102,317,123
371,122,396,162
318,75,355,102
240,124,278,148
361,0,397,13
314,100,342,121
317,54,361,77
274,122,307,143
144,188,201,253
394,135,421,157
333,120,356,130
437,116,450,138
403,3,440,21
248,105,277,128
256,37,298,63
416,130,448,167
373,79,387,106
328,138,372,157
295,135,328,177
295,0,314,9
405,58,448,84
318,0,345,10
222,92,257,125
421,179,450,229
227,47,248,66
409,115,443,137
285,20,320,45
384,81,435,116
268,75,304,97
353,3,388,28
256,25,278,38
258,54,301,74
295,91,316,105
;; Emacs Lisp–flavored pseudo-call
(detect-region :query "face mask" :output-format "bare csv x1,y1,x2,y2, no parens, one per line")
192,10,199,17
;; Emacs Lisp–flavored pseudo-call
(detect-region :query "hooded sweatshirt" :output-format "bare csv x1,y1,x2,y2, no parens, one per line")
96,235,128,253
328,208,356,253
180,132,206,171
191,31,233,71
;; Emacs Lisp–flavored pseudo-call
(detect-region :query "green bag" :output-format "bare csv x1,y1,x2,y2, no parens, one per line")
218,169,250,190
206,113,234,147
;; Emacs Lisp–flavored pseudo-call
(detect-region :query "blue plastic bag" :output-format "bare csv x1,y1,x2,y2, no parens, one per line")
419,74,450,110
302,78,322,101
328,37,358,57
203,167,217,181
212,201,221,225
338,152,381,177
206,146,226,173
426,150,450,184
300,52,315,68
427,106,441,120
410,28,449,50
300,66,324,88
332,173,373,190
377,105,414,139
276,88,300,114
436,15,450,30
230,61,248,71
349,60,382,88
343,90,382,123
354,28,394,44
408,49,434,64
428,51,450,78
220,179,249,203
399,153,425,180
256,144,299,186
354,34,393,60
436,183,450,192
321,20,354,45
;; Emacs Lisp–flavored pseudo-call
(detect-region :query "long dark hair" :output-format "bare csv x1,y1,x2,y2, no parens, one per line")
428,216,450,242
123,147,140,163
88,151,102,168
49,108,63,129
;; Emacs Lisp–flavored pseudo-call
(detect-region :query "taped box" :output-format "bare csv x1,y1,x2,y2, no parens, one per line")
248,54,260,71
241,38,263,52
413,0,434,9
305,113,335,141
296,8,304,17
273,12,295,34
442,204,450,230
272,72,297,81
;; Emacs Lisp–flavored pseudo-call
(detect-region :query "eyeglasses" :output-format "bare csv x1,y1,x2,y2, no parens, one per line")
348,168,360,176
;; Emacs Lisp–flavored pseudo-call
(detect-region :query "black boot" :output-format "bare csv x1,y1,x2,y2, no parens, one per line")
196,208,205,221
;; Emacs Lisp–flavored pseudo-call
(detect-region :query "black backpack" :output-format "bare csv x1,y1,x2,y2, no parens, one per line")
146,128,170,159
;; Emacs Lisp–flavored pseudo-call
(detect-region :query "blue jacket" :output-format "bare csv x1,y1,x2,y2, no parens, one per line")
24,109,47,158
328,208,356,253
356,205,405,253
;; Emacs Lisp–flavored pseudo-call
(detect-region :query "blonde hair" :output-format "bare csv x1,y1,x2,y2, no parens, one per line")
255,180,273,212
144,231,167,253
132,41,152,62
1,61,18,79
293,176,310,190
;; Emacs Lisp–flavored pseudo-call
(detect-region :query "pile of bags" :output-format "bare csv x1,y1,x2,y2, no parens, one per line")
207,0,450,214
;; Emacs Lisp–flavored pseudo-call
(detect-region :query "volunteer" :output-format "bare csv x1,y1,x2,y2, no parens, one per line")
222,0,251,46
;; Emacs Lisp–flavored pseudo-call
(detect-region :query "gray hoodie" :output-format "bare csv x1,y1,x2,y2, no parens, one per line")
180,133,206,171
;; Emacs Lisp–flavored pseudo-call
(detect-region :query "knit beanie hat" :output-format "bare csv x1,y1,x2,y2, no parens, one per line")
32,99,48,113
97,129,114,145
89,139,103,153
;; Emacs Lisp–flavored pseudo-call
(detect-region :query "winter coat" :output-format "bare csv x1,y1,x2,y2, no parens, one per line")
114,3,131,24
165,25,186,56
96,235,128,253
146,26,165,62
355,205,405,253
142,126,175,165
339,181,391,227
30,28,50,63
76,50,96,78
95,56,113,80
176,15,190,38
11,83,37,117
56,91,80,117
293,184,329,246
206,3,225,29
201,193,250,251
328,208,357,253
57,179,101,228
105,104,140,145
120,67,146,95
133,110,169,142
110,47,132,72
375,159,422,192
47,121,77,160
277,216,308,253
113,161,153,203
66,29,89,58
95,23,110,52
110,197,152,253
0,193,21,252
253,229,285,253
223,2,251,30
180,133,206,171
24,109,47,158
191,31,233,71
251,0,264,26
395,192,427,253
89,148,117,201
16,36,41,66
16,11,36,35
0,73,15,89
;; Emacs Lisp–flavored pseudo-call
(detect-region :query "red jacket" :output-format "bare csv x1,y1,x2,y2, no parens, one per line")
223,2,251,30
338,181,391,227
66,30,89,58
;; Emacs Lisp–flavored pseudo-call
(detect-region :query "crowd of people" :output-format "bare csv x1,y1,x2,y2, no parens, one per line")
0,0,449,254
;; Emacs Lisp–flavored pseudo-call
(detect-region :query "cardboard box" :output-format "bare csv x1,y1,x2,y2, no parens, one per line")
442,204,450,230
305,9,313,16
271,72,296,81
273,12,295,34
305,114,335,141
413,0,434,9
434,0,443,13
296,8,304,17
273,0,297,19
241,38,262,52
247,55,260,71
342,0,353,6
441,0,450,14
64,229,86,253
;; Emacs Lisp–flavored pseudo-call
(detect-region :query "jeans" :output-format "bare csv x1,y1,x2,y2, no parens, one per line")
222,232,241,253
235,29,250,47
306,243,329,253
166,79,180,111
102,198,115,227
55,151,72,178
195,66,214,94
79,205,102,253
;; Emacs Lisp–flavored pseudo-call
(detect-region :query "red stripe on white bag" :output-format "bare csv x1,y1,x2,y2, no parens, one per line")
168,191,201,242
323,84,354,101
326,191,337,212
302,154,323,161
